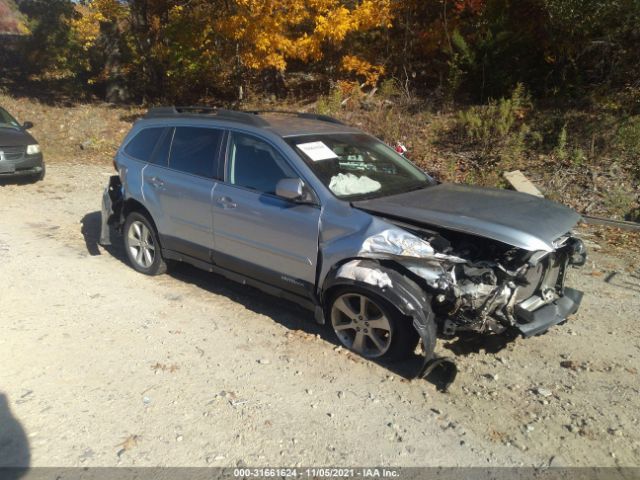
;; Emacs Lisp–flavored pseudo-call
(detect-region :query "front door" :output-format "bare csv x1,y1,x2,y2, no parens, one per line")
212,132,321,298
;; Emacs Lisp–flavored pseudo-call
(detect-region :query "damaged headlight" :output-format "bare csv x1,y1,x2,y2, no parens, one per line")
358,228,465,290
360,228,437,258
360,228,465,263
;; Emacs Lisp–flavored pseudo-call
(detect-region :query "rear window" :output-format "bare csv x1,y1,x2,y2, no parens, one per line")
124,128,164,162
168,127,223,178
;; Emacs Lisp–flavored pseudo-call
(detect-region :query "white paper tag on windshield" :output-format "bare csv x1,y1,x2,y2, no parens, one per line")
297,141,338,161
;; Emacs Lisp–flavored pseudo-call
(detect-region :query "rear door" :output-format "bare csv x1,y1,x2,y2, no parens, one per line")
142,126,224,261
212,131,321,298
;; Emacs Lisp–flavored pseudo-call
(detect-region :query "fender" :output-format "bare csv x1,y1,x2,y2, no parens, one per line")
321,258,457,391
321,258,435,353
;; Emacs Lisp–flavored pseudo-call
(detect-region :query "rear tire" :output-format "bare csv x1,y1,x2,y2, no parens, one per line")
123,212,167,276
328,287,420,361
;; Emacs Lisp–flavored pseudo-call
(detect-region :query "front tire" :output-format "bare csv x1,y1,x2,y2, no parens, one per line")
328,287,420,361
123,212,166,276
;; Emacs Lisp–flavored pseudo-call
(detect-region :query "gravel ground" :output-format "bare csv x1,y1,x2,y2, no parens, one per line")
0,164,639,467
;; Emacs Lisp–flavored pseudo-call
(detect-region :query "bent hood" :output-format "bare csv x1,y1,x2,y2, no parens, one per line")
352,183,582,252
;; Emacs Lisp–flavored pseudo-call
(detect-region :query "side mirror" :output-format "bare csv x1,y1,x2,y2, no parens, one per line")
276,178,304,201
23,121,34,130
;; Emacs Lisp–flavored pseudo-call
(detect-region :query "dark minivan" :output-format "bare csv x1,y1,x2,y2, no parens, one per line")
0,106,44,181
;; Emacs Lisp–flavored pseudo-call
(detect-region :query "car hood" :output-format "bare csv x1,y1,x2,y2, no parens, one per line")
0,127,36,147
352,183,582,252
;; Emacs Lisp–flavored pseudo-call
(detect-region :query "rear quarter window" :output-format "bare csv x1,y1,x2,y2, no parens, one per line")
124,128,164,162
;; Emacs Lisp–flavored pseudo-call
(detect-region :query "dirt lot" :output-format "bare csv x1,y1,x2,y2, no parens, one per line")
0,163,639,468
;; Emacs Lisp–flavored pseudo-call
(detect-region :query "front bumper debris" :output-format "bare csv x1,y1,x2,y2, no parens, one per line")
515,287,583,337
416,356,458,392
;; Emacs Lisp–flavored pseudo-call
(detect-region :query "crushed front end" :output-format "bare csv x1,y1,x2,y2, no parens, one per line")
359,223,587,339
430,233,586,337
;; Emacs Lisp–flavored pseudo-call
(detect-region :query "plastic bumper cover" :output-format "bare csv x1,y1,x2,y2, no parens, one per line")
514,287,583,337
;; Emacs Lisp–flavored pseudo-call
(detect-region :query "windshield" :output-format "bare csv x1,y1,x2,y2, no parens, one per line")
0,107,21,129
287,133,435,200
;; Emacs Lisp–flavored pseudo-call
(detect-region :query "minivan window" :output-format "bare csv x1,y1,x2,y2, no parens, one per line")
124,127,164,162
0,107,20,129
228,133,296,194
169,127,223,178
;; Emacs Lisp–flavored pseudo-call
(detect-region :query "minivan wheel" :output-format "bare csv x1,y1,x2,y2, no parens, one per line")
123,212,167,276
329,288,419,360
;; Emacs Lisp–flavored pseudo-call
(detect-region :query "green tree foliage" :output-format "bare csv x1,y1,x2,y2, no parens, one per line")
17,0,80,75
3,0,639,102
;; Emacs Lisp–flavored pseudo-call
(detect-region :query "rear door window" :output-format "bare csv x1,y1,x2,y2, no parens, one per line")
168,127,223,179
124,127,164,162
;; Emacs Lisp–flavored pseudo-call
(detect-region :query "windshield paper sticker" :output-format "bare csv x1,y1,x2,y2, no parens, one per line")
297,141,338,161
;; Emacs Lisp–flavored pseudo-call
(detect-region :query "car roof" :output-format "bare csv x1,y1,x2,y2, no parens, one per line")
141,107,362,138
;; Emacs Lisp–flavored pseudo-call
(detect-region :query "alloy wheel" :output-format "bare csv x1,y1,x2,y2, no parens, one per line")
127,220,156,269
330,293,393,358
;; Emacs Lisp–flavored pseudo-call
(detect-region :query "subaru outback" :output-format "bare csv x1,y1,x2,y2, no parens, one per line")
100,107,586,374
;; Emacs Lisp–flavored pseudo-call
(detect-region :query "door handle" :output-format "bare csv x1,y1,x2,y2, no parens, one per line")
149,176,165,188
217,196,237,209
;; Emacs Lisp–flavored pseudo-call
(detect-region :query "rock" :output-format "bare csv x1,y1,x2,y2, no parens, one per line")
512,441,528,451
548,456,563,467
176,435,183,442
79,139,94,150
257,359,270,365
560,360,580,371
337,391,345,399
534,387,553,397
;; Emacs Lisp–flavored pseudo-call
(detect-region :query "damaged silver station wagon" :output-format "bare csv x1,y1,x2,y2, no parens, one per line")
100,107,587,382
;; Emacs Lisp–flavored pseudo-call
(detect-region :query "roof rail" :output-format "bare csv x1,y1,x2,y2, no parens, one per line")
144,106,345,127
145,106,269,127
248,110,345,125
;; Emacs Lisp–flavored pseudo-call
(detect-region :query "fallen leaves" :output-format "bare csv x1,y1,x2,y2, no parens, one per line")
151,362,179,373
116,434,141,457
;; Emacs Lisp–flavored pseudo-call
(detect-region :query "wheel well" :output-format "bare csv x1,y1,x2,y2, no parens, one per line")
122,199,160,239
321,257,433,307
123,199,153,222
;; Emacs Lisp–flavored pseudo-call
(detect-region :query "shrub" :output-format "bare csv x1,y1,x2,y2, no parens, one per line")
455,83,532,166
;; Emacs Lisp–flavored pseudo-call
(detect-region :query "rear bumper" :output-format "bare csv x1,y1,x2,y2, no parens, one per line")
99,175,124,246
514,287,583,337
